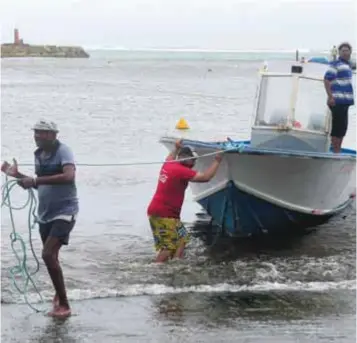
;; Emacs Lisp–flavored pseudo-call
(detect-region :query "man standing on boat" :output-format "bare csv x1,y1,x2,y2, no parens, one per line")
1,120,78,318
324,42,354,153
147,139,223,263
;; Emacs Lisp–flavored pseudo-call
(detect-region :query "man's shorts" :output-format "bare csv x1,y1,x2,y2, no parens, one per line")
329,104,350,138
39,218,76,245
148,216,190,253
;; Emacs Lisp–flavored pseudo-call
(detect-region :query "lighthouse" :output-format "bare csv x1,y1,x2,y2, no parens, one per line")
14,28,20,44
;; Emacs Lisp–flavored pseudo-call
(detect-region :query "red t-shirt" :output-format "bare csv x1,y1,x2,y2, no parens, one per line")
147,161,197,219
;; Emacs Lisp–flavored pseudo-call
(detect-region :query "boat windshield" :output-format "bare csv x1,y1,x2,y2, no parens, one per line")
254,73,329,133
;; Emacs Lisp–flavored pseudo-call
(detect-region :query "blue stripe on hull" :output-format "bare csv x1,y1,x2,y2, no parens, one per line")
197,182,342,237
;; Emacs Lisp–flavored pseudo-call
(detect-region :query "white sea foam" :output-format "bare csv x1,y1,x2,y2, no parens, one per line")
14,279,354,305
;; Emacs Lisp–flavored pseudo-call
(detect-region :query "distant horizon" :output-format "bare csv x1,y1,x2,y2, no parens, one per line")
1,34,353,54
0,36,344,55
82,46,326,53
66,46,357,57
3,31,356,57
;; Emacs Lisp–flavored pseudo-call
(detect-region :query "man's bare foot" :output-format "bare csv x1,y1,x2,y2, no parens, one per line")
52,295,59,309
48,306,71,318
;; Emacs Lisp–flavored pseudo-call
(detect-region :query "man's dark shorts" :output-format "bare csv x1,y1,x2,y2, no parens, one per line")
39,218,76,245
329,104,350,138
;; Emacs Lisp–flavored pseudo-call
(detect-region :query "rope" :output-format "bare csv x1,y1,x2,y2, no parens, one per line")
1,176,45,313
14,141,246,167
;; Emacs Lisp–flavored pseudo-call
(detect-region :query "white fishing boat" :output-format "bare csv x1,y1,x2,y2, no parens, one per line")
160,60,356,237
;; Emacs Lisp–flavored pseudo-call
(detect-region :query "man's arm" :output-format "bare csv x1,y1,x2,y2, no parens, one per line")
13,171,29,179
1,159,29,179
35,146,76,186
165,139,182,161
35,165,75,186
324,66,337,105
324,79,334,99
165,146,180,162
190,154,223,183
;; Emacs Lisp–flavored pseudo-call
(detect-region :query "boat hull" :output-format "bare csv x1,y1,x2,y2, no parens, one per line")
198,180,347,237
160,137,356,236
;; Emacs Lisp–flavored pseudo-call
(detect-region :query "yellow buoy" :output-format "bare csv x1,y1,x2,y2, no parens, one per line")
175,117,189,130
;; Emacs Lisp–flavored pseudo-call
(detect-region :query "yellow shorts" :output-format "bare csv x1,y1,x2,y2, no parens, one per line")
148,216,190,253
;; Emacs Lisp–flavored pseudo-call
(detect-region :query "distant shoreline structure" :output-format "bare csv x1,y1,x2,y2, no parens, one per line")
1,29,89,58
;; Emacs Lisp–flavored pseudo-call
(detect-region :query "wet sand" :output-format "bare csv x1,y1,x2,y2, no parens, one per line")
2,290,356,343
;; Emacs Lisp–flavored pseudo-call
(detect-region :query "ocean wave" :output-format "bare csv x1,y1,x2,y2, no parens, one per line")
3,279,354,306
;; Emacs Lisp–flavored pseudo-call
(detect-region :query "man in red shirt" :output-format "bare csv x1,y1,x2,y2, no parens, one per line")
147,139,223,263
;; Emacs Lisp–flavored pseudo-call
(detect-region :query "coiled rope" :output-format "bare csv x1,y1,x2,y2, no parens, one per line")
1,176,45,312
1,141,245,312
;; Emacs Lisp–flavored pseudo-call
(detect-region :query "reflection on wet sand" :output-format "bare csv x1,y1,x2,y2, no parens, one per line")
152,289,355,326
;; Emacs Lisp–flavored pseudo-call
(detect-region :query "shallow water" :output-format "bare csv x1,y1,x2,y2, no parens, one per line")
1,52,356,342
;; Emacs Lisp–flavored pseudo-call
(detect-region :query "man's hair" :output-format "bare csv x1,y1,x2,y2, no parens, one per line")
177,146,194,158
338,42,352,51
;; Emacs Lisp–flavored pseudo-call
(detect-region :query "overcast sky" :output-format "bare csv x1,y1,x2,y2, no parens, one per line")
1,0,356,50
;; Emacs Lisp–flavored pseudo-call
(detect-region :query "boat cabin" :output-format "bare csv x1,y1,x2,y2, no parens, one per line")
250,60,348,153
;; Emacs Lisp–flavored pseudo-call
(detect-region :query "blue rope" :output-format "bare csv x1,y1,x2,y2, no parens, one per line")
222,140,245,152
1,176,45,312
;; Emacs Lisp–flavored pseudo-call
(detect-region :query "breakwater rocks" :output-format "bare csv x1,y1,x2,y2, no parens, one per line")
1,43,90,58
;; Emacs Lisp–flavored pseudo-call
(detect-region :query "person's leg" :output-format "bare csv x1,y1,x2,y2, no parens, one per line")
173,241,186,259
42,237,69,311
338,105,349,151
155,249,173,263
331,137,341,153
52,247,60,308
149,216,176,263
39,223,59,309
40,219,75,317
329,105,345,153
173,222,190,259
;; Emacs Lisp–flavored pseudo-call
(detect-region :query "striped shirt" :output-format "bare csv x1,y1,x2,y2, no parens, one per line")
324,58,354,105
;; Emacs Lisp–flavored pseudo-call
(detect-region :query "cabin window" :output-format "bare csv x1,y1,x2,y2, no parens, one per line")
255,75,292,127
254,74,329,133
295,78,328,132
